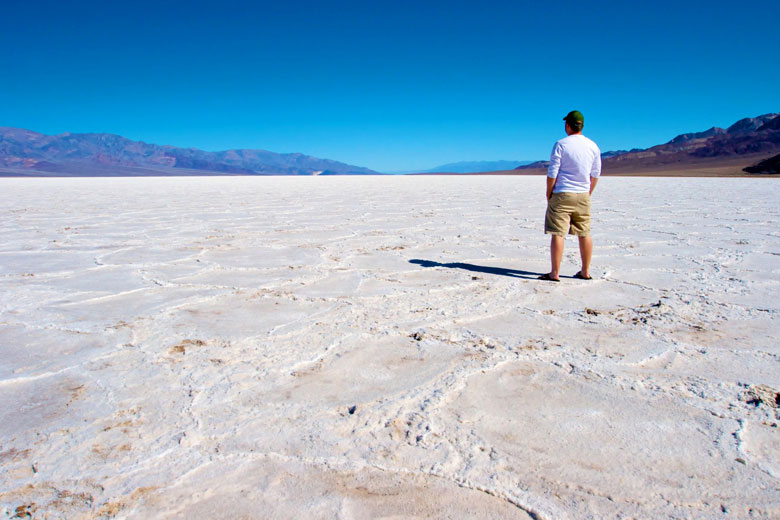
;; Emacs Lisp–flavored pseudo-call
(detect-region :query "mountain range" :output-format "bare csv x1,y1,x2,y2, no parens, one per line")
0,128,378,176
3,113,779,177
516,113,780,175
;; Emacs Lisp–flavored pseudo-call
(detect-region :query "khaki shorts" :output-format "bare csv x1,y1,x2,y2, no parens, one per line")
545,192,591,237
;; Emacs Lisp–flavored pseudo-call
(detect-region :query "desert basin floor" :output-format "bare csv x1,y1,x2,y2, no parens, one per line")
0,176,779,519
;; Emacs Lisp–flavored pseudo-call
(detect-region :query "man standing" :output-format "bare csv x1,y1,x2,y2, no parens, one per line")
539,110,601,282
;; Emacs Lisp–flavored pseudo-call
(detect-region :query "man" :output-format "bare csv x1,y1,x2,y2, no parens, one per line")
538,110,601,282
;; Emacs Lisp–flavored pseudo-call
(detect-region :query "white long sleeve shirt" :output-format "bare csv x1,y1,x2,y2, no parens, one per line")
547,134,601,193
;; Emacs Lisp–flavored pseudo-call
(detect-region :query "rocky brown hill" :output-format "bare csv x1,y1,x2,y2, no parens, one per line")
744,153,780,174
516,113,780,173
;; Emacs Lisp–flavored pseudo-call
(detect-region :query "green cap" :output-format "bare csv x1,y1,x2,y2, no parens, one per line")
563,110,584,129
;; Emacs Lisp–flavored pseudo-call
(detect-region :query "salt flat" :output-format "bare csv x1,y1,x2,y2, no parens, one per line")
1,176,779,519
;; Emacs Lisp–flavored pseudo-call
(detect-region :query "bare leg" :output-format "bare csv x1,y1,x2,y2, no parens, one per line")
550,235,564,280
578,235,592,278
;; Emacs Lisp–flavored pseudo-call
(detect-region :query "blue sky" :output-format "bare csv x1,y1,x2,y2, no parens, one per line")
2,1,778,172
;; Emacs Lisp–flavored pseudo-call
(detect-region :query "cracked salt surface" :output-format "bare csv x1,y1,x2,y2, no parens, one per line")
1,176,779,519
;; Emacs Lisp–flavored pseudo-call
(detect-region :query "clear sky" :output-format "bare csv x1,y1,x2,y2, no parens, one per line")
2,1,778,172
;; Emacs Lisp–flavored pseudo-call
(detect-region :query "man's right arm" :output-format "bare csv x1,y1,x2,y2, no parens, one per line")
547,142,562,200
547,176,556,200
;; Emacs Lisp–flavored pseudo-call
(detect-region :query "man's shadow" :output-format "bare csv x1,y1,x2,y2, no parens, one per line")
409,259,543,280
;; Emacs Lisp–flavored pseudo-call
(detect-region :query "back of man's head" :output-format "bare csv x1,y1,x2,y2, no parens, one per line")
564,110,584,132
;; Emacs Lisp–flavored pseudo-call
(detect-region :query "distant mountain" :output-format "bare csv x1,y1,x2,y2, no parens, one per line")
422,160,532,173
516,112,780,173
727,114,779,133
600,149,641,159
0,127,378,176
666,127,726,145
